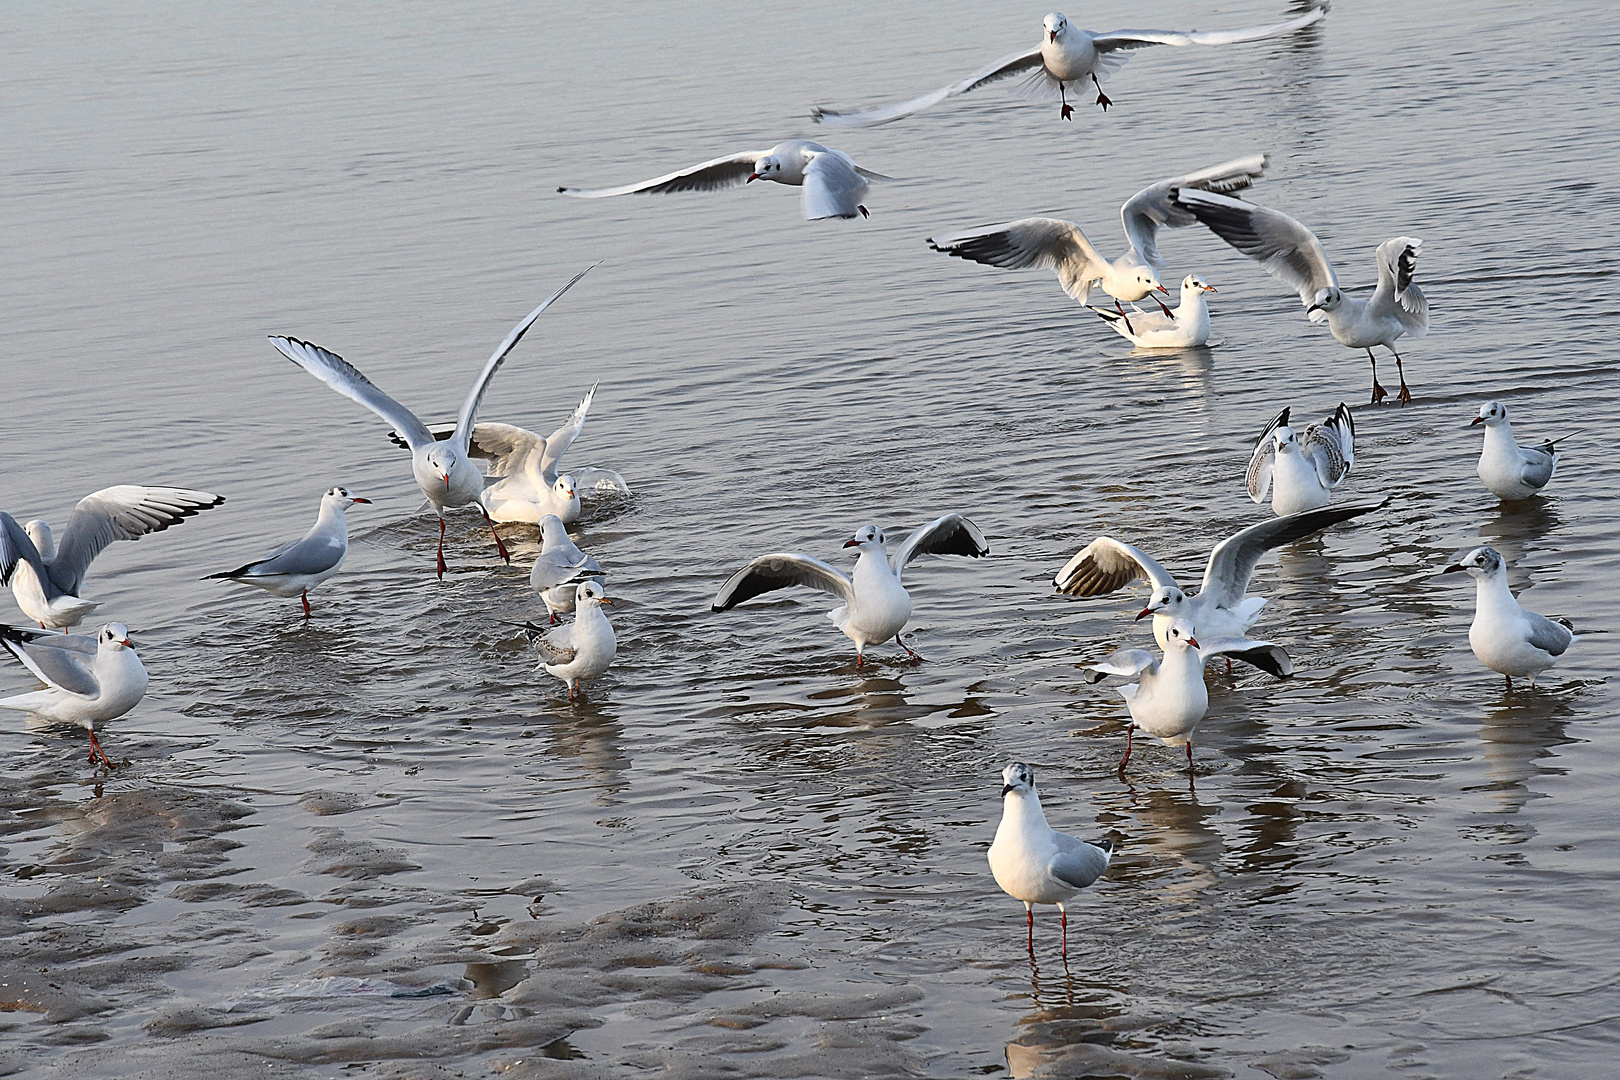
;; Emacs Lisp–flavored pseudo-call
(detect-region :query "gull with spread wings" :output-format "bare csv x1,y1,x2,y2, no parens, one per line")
1247,404,1356,517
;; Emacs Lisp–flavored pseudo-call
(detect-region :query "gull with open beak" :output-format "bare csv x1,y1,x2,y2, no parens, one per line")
1085,619,1207,776
0,623,147,769
205,487,370,617
270,266,592,578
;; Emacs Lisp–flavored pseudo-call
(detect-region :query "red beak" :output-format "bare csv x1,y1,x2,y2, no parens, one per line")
1157,284,1170,293
1188,636,1200,649
747,173,760,183
351,497,372,504
1048,30,1057,42
1468,417,1484,426
120,638,134,648
843,539,860,548
442,474,451,491
1135,607,1153,621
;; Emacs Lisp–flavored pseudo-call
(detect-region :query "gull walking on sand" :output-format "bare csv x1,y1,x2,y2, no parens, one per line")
205,487,370,617
989,763,1113,956
1443,547,1576,689
1471,401,1578,501
1247,404,1355,516
0,623,147,768
1085,619,1208,776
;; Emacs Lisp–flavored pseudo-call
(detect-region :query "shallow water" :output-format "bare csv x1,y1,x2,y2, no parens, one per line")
2,1,1617,1077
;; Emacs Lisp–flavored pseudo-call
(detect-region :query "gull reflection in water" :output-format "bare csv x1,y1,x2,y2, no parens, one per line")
1101,785,1224,905
1476,690,1578,819
541,699,628,799
1478,497,1564,566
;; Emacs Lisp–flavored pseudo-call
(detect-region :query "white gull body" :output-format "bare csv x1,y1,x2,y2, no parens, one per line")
1471,400,1574,501
1443,546,1576,689
529,515,605,622
1247,404,1355,517
0,623,147,767
1096,275,1217,348
206,487,369,616
1086,619,1208,773
988,762,1113,955
529,580,617,700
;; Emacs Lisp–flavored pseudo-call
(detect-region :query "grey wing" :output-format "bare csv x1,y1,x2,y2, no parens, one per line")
1200,501,1385,609
928,218,1107,304
801,151,867,220
234,534,345,578
1526,612,1575,657
1084,648,1158,684
888,514,989,583
530,552,602,591
1518,446,1557,490
711,553,855,612
1092,7,1326,51
811,46,1045,128
537,622,577,664
467,422,546,476
453,265,595,452
539,384,597,486
1049,835,1111,890
1120,154,1269,276
1169,189,1337,313
271,335,434,449
557,151,764,197
1247,406,1289,503
1054,536,1176,597
1302,403,1355,488
0,512,46,588
1368,237,1428,338
1,630,100,696
1196,635,1293,679
50,486,227,595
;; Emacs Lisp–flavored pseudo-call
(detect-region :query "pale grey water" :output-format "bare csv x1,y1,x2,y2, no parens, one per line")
2,1,1618,1077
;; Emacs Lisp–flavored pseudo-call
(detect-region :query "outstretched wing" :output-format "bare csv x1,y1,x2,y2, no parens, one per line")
0,626,100,696
1084,648,1158,683
557,151,765,197
271,335,434,449
539,384,598,487
711,553,855,612
1093,7,1326,52
1054,536,1176,597
1200,501,1386,609
50,486,226,595
1121,153,1269,276
1302,403,1355,489
1247,406,1290,503
1367,237,1428,338
0,512,46,589
1170,189,1337,317
888,514,989,583
810,46,1045,128
928,218,1108,304
453,265,595,454
1196,635,1293,679
802,151,866,220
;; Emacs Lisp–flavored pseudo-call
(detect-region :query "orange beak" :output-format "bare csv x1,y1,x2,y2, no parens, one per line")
442,474,451,491
597,596,613,605
120,637,134,648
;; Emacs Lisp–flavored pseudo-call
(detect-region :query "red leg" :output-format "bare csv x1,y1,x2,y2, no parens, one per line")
1186,742,1194,771
436,517,448,579
1367,349,1388,404
1060,907,1068,957
1114,299,1135,336
1118,724,1135,777
549,609,558,626
896,633,920,662
1154,295,1173,317
301,590,311,618
856,651,863,669
88,730,114,770
482,509,510,564
1026,906,1034,952
1505,675,1513,691
1225,657,1232,676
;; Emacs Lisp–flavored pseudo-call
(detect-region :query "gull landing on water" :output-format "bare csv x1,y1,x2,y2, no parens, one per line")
711,515,989,667
1471,400,1578,502
558,141,892,221
1096,275,1217,348
1247,404,1355,517
1086,619,1208,777
811,8,1327,127
270,265,593,579
205,487,369,617
1443,547,1577,690
988,763,1113,957
0,623,147,769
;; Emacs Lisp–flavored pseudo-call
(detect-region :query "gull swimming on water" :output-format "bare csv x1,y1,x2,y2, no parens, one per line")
1443,547,1577,689
0,623,147,768
712,515,989,666
1,486,226,629
1247,404,1355,517
1471,401,1577,501
270,266,593,579
928,154,1267,324
1085,618,1208,776
811,8,1327,126
530,515,605,624
205,487,370,617
558,141,892,220
523,579,617,700
1095,275,1218,348
988,763,1113,956
1171,188,1427,404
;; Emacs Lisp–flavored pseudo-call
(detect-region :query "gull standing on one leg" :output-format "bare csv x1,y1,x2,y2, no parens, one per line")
0,623,147,768
1470,401,1578,501
1247,404,1355,516
1442,547,1577,689
205,487,370,617
1085,620,1208,776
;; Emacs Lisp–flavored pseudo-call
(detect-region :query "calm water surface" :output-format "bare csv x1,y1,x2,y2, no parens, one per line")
2,2,1618,1077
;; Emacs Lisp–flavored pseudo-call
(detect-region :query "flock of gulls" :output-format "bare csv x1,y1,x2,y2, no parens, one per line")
0,5,1585,953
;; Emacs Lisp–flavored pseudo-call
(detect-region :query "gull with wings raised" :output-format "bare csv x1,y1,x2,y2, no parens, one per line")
1085,619,1208,776
1247,404,1355,517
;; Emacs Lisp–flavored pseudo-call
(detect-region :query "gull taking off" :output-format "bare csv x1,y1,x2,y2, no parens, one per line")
205,488,370,617
928,154,1267,323
523,579,616,700
1096,275,1217,348
1443,547,1576,689
1054,503,1384,673
1471,401,1577,501
1171,188,1427,404
0,623,147,768
712,515,989,666
988,763,1113,956
558,141,892,220
530,515,605,624
1247,404,1355,516
811,8,1327,125
1,487,226,629
1085,619,1207,776
270,266,593,579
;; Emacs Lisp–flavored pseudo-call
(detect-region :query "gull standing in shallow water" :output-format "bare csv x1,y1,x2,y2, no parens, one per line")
523,580,616,701
811,8,1327,125
712,515,989,666
1054,503,1385,673
1171,188,1428,404
1095,275,1218,348
1443,547,1577,689
1,486,226,629
1471,401,1577,501
1247,404,1355,516
558,141,892,220
270,266,593,579
530,515,605,624
0,623,147,768
988,763,1113,956
1086,619,1208,776
928,154,1267,326
205,487,370,617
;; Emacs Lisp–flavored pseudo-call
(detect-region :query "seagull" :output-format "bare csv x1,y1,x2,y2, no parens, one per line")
0,623,147,768
270,265,593,579
389,385,630,525
204,487,370,617
811,8,1327,126
711,515,989,666
522,579,617,700
1,486,227,629
530,515,605,624
1170,188,1428,404
1054,503,1384,672
1085,618,1207,776
927,154,1267,323
1471,401,1578,502
558,141,892,221
1443,547,1577,689
988,762,1113,956
1247,404,1355,517
1095,274,1218,348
